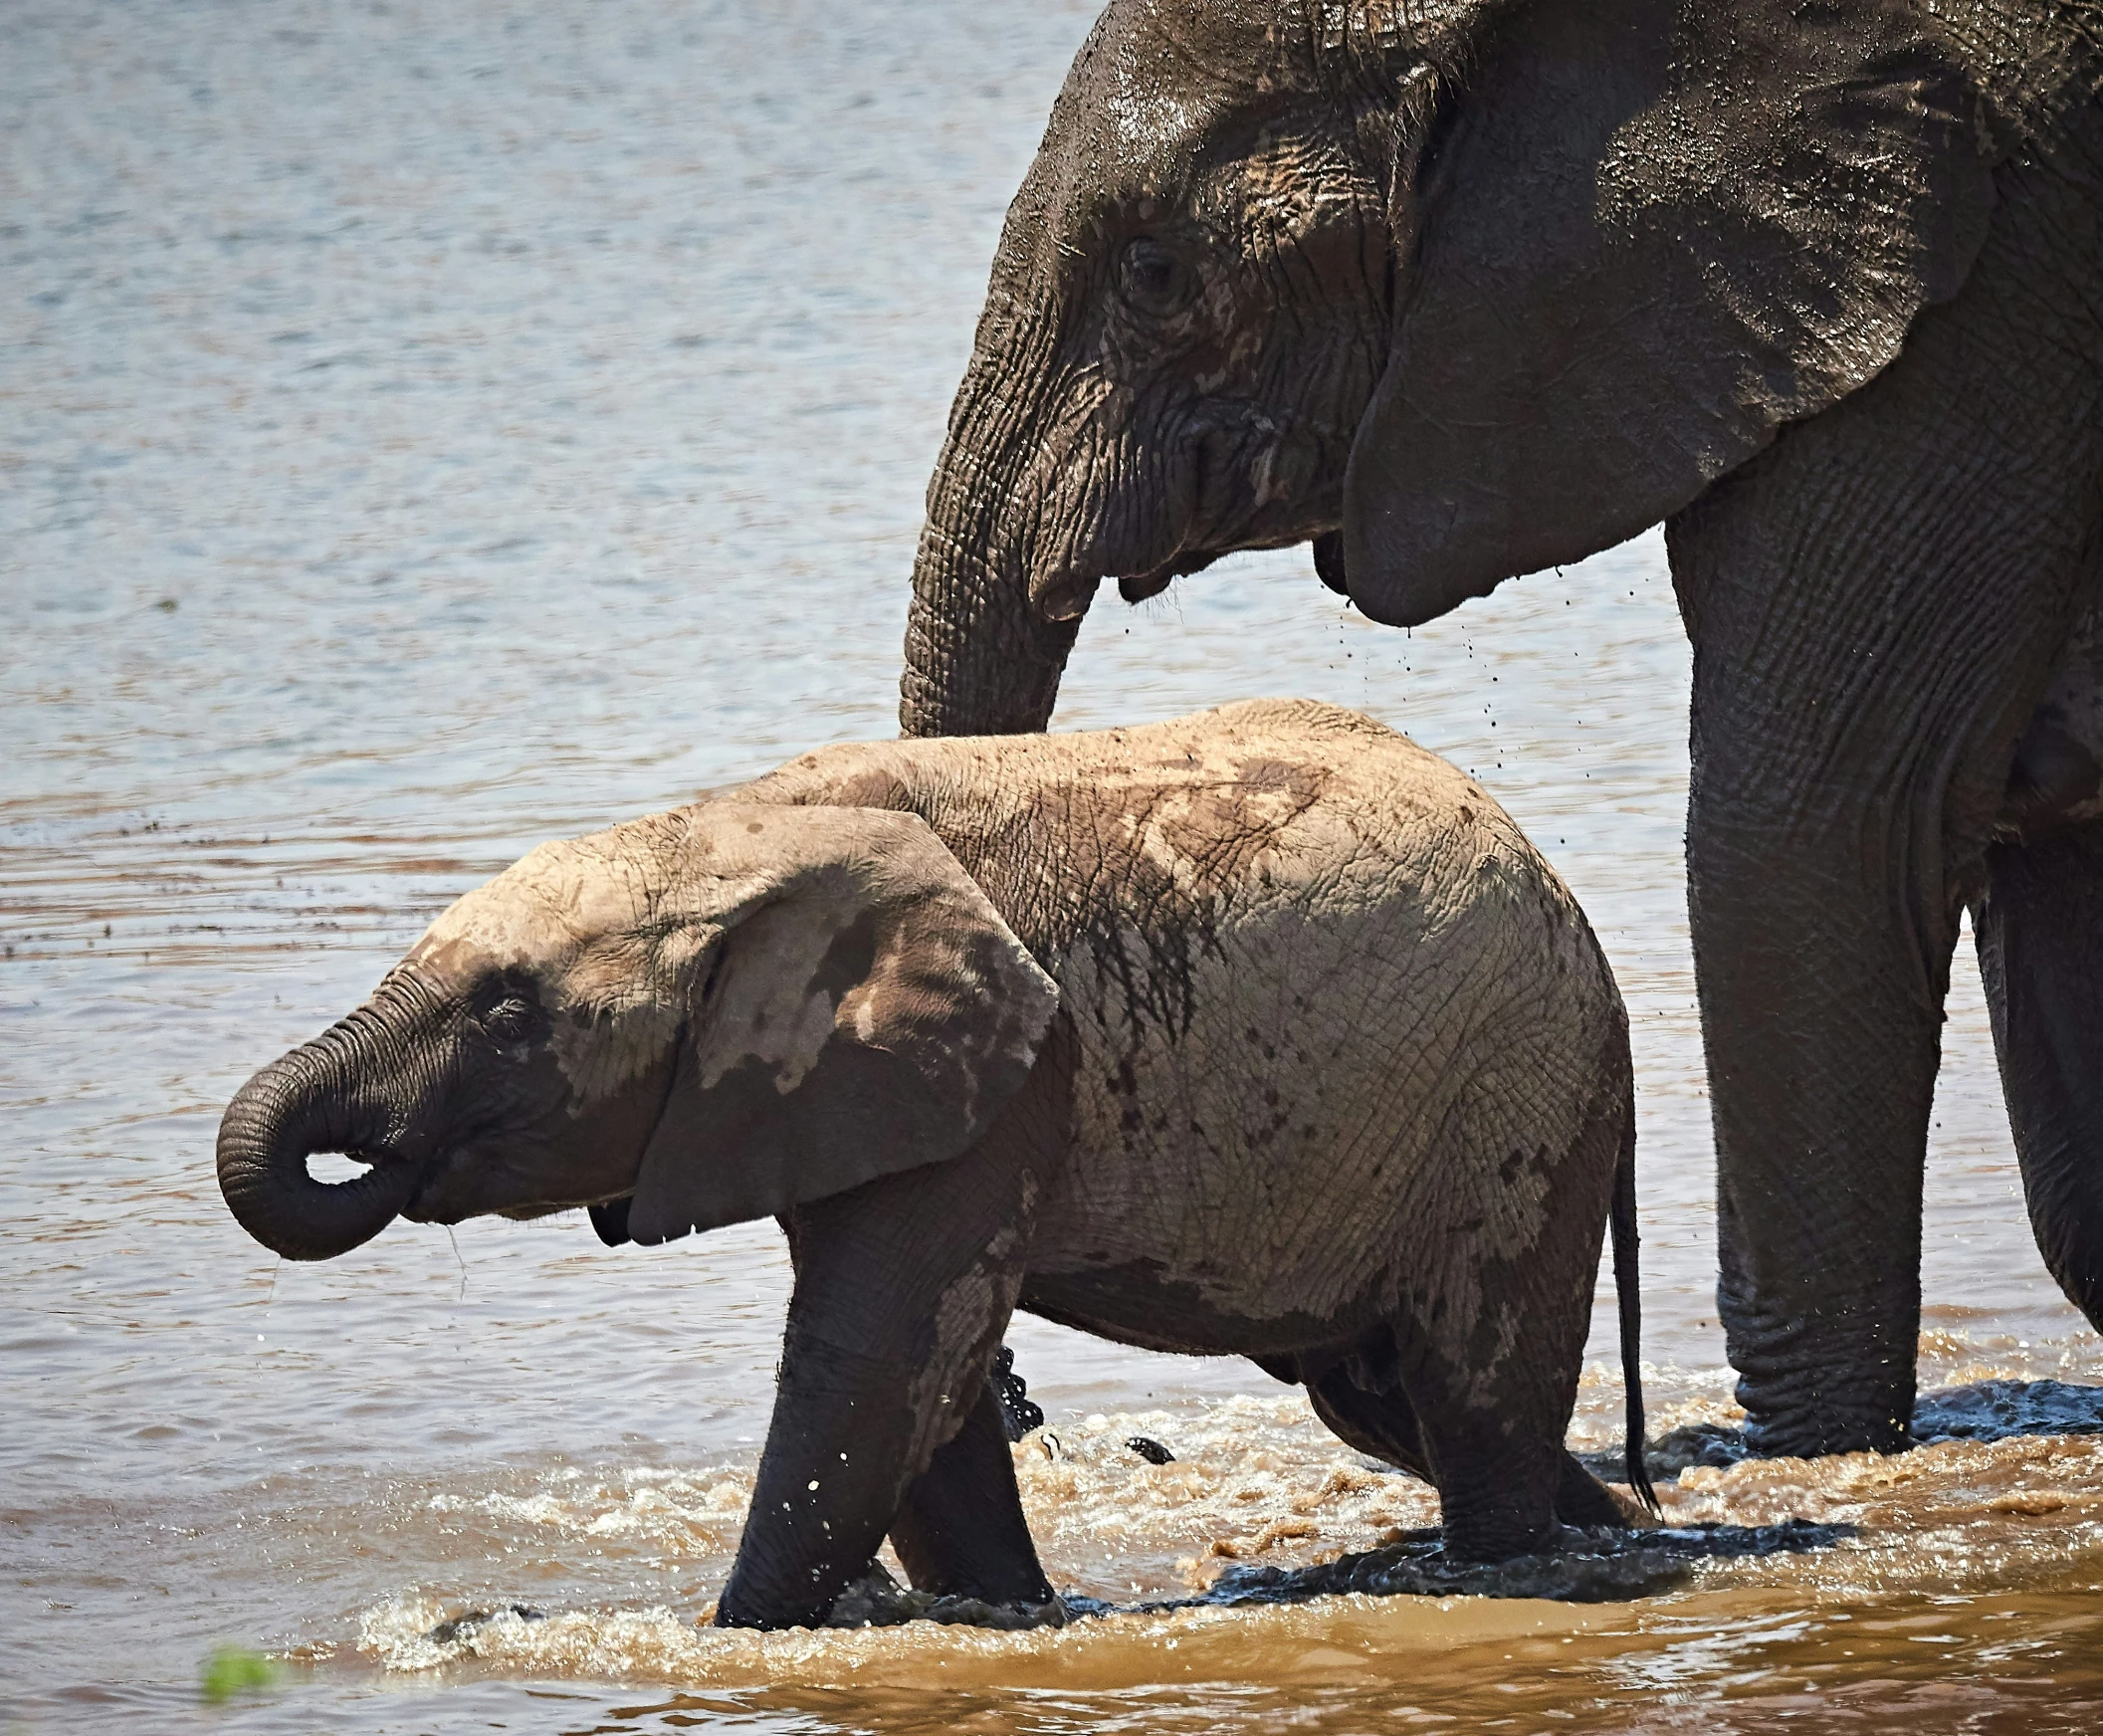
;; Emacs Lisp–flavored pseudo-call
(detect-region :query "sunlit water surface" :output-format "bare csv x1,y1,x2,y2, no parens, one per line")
5,3,2101,1731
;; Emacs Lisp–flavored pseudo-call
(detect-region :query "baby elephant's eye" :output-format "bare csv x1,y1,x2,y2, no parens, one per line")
1117,236,1200,319
480,994,537,1044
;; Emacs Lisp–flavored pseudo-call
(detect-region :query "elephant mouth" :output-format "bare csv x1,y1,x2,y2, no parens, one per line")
396,1138,590,1226
396,1143,499,1225
1100,432,1337,608
1118,545,1224,603
352,1145,447,1212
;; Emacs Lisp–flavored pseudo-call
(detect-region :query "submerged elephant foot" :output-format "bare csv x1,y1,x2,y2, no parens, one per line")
423,1604,545,1644
1630,1378,2103,1481
822,1562,1069,1632
1183,1517,1852,1610
1740,1410,1910,1461
1723,1325,1915,1460
1572,1421,1757,1484
1912,1380,2103,1443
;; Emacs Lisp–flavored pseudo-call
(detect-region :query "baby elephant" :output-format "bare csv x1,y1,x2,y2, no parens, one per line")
218,699,1653,1628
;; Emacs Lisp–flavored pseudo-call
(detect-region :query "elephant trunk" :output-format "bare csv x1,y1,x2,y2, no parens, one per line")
216,1007,425,1262
899,333,1081,740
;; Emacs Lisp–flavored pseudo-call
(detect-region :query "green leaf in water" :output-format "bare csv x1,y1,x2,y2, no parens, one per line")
199,1645,281,1704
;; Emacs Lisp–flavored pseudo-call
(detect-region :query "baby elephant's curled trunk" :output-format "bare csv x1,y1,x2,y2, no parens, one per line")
216,1024,420,1262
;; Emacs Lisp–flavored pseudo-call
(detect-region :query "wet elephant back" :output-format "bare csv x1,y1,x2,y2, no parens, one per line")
1024,706,1622,1349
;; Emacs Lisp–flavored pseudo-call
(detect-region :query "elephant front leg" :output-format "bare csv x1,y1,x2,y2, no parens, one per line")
1663,181,2103,1452
1692,830,1944,1457
888,1378,1053,1604
715,1333,932,1628
1678,499,1989,1455
1977,823,2103,1330
714,1158,1035,1630
1678,543,2084,1456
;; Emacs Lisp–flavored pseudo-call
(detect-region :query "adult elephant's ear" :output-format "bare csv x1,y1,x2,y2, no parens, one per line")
625,806,1059,1246
1341,0,1996,626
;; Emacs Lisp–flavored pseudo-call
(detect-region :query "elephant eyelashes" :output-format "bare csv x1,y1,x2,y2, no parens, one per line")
1117,236,1199,319
476,991,538,1045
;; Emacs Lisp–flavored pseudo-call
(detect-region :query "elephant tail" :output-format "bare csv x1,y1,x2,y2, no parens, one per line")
1610,1101,1659,1514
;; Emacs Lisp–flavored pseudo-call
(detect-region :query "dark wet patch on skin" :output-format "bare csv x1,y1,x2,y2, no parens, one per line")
1019,1256,1378,1359
806,908,881,1001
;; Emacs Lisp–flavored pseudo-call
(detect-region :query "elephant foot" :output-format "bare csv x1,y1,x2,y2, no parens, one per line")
1737,1391,1911,1460
1555,1450,1654,1529
1572,1422,1755,1487
1190,1517,1852,1610
1584,1383,2103,1487
1639,1422,1755,1478
1722,1301,1916,1459
822,1562,1068,1632
423,1604,546,1644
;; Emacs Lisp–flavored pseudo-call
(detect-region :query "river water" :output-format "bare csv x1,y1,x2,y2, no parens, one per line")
5,2,2101,1730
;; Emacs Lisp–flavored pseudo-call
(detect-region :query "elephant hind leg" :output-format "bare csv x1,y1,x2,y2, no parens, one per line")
1304,1339,1605,1551
1304,1352,1434,1484
1553,1452,1635,1528
1977,824,2103,1330
887,1377,1054,1605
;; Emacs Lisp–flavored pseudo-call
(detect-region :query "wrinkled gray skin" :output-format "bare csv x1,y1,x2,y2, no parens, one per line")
219,700,1652,1630
899,0,2103,1457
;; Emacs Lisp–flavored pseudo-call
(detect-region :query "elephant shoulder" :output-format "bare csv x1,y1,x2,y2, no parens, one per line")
738,742,930,814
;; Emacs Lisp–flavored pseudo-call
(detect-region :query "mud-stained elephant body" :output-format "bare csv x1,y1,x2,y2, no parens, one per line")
897,0,2103,1457
218,701,1652,1630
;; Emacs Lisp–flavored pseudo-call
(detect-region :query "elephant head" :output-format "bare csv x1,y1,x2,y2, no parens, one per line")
899,0,1995,737
217,805,1060,1261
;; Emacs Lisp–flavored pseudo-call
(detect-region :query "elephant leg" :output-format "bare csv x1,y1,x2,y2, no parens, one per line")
887,1377,1053,1604
1313,1356,1628,1535
1304,1353,1434,1483
1679,576,2037,1459
1676,520,2088,1456
1393,1351,1563,1561
715,1154,1035,1630
1552,1454,1630,1529
1306,1334,1577,1559
1664,174,2103,1455
1976,823,2103,1329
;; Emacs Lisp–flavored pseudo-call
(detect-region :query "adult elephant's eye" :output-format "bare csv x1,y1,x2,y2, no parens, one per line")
1118,236,1199,319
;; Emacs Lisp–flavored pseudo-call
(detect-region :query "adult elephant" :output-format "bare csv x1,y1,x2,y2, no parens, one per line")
898,0,2103,1457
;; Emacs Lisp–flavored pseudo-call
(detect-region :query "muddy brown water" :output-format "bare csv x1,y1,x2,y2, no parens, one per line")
5,3,2102,1731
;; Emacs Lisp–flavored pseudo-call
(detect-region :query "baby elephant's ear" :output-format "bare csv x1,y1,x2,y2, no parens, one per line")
625,807,1060,1245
